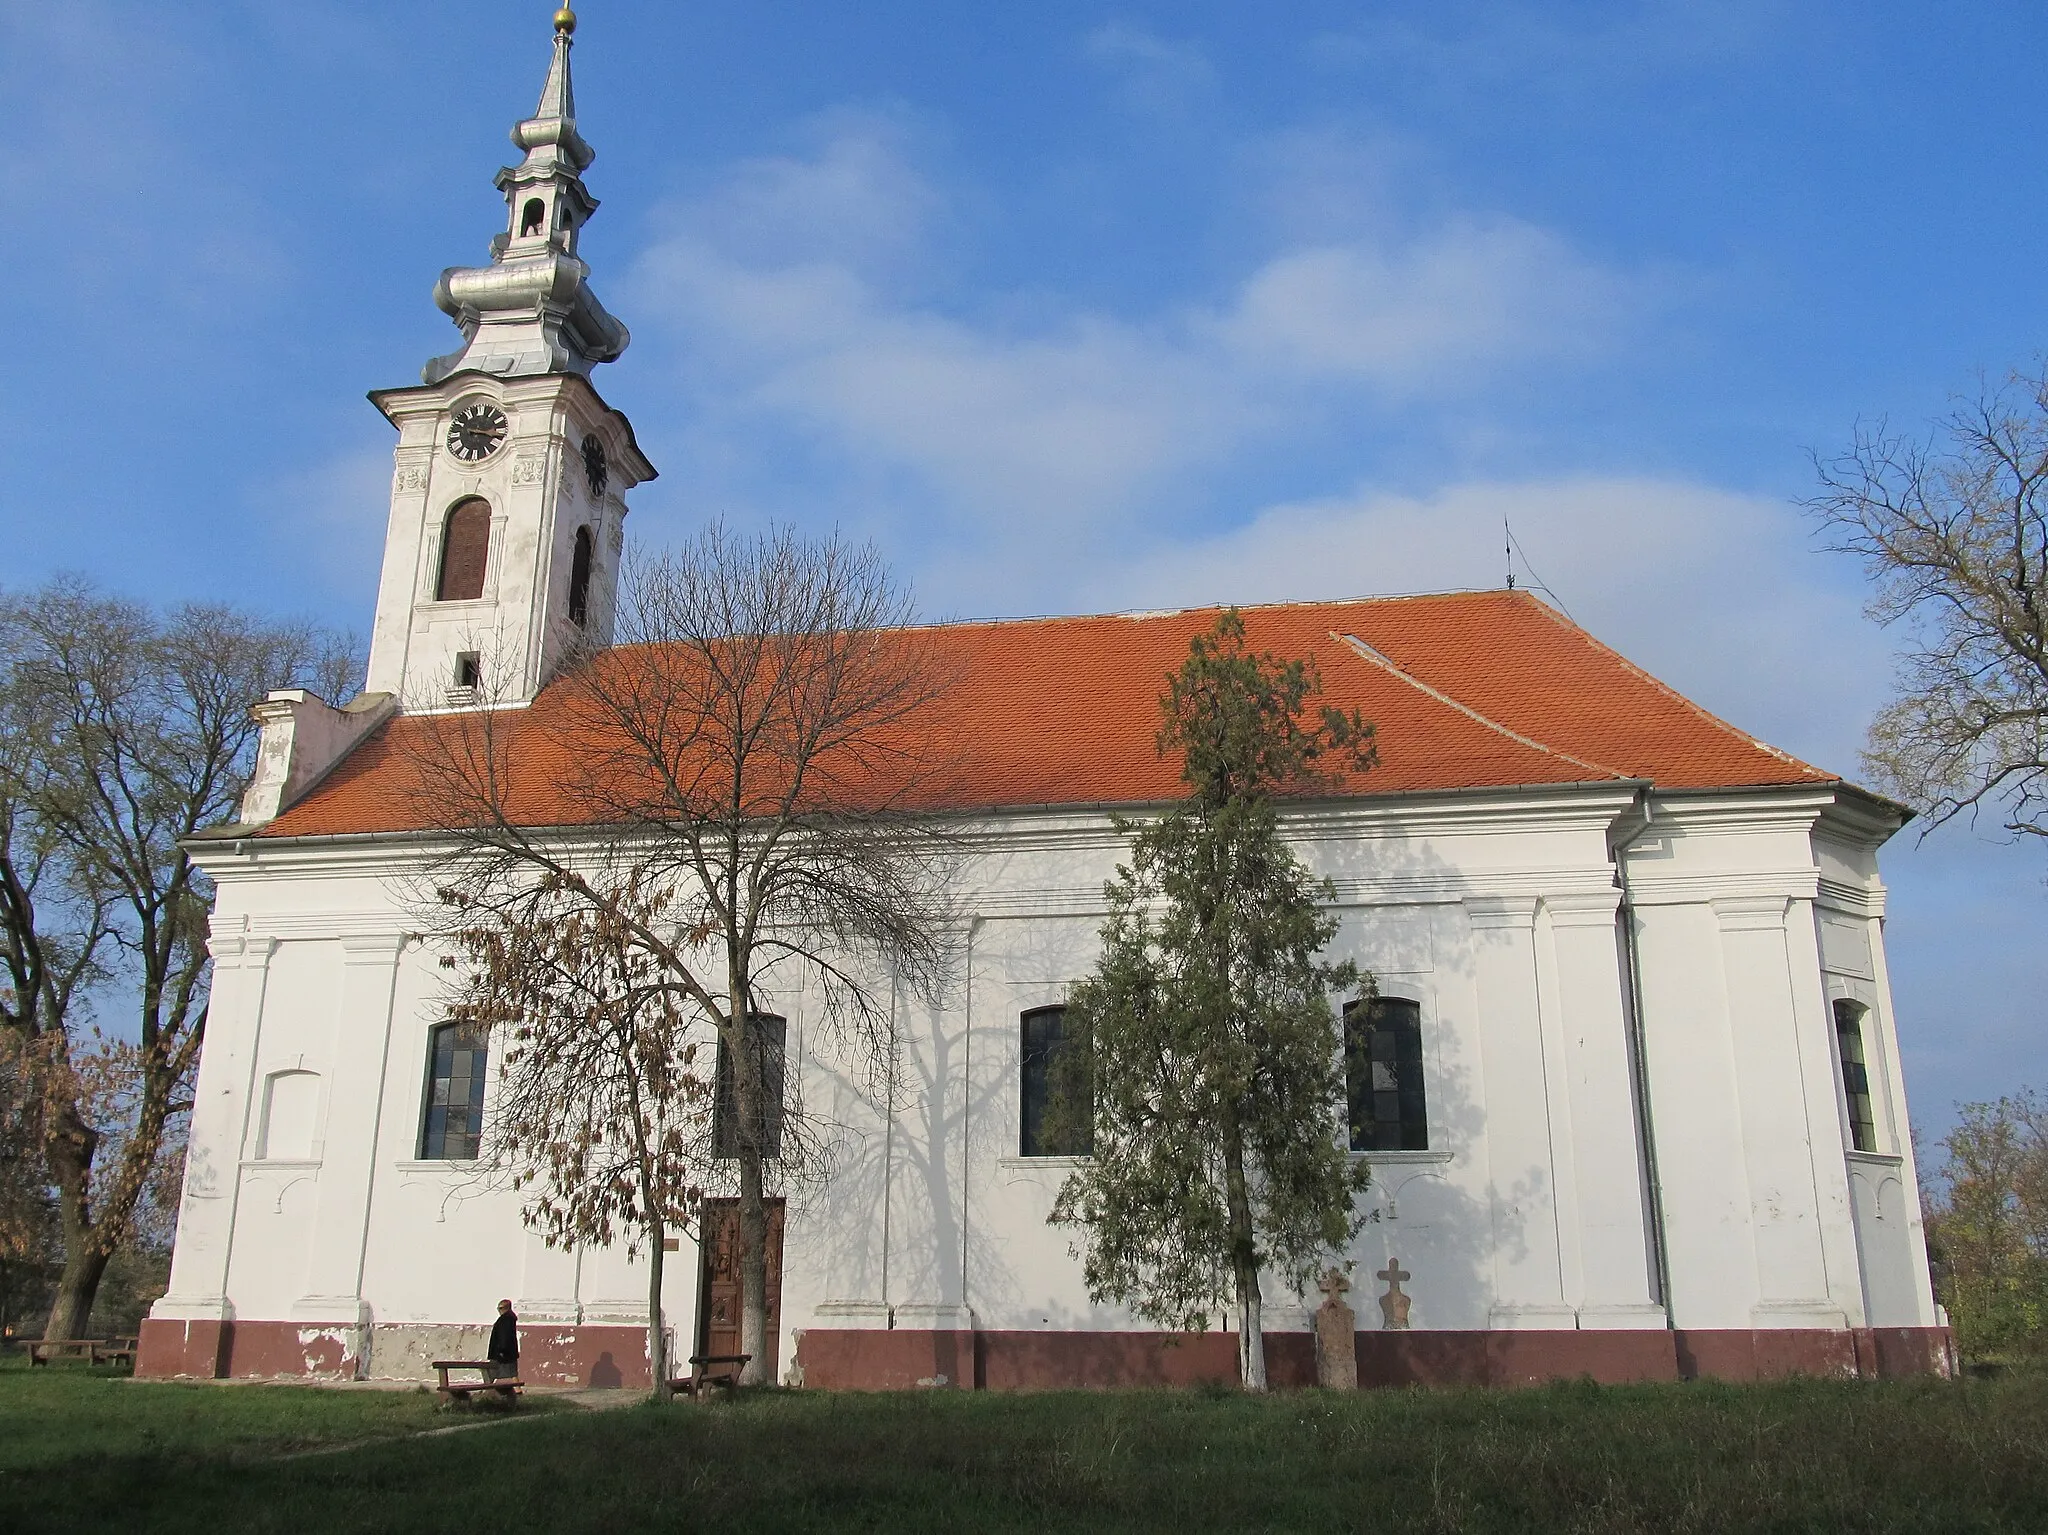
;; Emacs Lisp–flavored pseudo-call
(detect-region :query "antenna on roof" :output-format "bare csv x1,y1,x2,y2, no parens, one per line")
1502,519,1578,623
1504,517,1516,590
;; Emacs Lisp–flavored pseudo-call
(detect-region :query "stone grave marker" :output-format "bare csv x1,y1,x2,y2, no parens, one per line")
1313,1267,1358,1389
1377,1258,1413,1330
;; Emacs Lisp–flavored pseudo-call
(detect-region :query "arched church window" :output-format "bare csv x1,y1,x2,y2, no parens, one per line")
419,1021,489,1161
568,526,594,626
436,498,492,602
1345,996,1428,1151
520,198,546,237
712,1014,787,1160
1020,1005,1092,1157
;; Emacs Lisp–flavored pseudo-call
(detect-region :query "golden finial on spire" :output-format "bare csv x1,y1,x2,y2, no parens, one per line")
554,7,577,35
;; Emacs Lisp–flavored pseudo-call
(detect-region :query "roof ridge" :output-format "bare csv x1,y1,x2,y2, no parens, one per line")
828,588,1515,639
1512,596,1834,782
1330,632,1633,783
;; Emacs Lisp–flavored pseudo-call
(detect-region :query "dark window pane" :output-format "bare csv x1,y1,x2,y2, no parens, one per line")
419,1021,489,1160
1834,1000,1877,1153
714,1014,787,1160
1020,1006,1092,1157
437,498,492,601
1346,997,1427,1152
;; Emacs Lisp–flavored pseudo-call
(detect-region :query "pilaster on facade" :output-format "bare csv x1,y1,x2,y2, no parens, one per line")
152,933,279,1322
1463,895,1574,1329
293,935,407,1341
1709,895,1848,1329
1542,890,1662,1327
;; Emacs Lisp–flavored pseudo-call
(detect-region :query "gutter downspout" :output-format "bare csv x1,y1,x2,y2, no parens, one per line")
1611,790,1675,1329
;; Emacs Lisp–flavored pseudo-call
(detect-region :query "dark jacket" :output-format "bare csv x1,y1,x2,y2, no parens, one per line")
488,1310,519,1363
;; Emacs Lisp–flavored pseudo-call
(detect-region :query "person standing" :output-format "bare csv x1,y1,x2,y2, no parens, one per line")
487,1298,519,1381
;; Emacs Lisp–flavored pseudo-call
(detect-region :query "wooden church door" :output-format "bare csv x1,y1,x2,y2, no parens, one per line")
695,1199,785,1378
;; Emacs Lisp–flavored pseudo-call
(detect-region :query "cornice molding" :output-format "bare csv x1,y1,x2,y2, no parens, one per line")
1817,877,1888,918
1627,869,1820,906
1712,894,1791,932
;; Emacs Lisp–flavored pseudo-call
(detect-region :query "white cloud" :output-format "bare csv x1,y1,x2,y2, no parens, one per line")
1212,219,1630,389
1084,23,1217,114
625,116,1655,604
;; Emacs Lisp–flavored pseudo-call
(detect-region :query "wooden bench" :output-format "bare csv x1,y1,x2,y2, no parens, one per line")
21,1338,109,1367
431,1359,524,1405
669,1352,751,1400
92,1338,137,1368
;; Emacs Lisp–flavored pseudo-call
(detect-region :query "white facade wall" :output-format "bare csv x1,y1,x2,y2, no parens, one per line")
151,781,1936,1380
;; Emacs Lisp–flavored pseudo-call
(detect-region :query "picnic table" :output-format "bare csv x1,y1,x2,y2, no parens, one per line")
669,1352,750,1401
431,1359,523,1404
18,1337,137,1368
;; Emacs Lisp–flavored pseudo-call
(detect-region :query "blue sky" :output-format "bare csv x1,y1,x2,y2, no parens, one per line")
4,0,2045,1143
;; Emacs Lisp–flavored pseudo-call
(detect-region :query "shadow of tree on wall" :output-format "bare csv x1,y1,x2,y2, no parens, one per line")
776,796,1654,1366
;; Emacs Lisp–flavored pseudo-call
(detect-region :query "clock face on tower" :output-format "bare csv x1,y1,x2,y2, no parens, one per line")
447,402,509,462
582,433,609,498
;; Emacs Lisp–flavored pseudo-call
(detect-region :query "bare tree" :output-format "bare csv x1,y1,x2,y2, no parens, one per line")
1810,369,2048,836
0,578,356,1339
409,523,957,1387
437,872,710,1399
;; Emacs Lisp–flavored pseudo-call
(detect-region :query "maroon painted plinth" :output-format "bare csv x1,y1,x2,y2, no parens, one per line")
798,1325,1956,1391
137,1319,657,1386
795,1329,981,1390
136,1318,230,1379
137,1318,356,1379
143,1319,1957,1388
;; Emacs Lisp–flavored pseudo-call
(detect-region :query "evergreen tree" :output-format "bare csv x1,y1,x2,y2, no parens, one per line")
1048,610,1376,1389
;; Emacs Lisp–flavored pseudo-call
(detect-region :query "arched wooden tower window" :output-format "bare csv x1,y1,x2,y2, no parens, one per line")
436,498,491,602
568,526,594,626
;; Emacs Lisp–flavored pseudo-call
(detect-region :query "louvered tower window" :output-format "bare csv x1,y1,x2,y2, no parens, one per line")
436,498,492,602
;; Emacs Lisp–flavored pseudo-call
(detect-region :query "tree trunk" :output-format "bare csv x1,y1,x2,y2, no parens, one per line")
1220,1105,1267,1391
43,1104,104,1341
1235,1267,1265,1392
737,1149,769,1387
729,958,772,1389
647,1216,671,1403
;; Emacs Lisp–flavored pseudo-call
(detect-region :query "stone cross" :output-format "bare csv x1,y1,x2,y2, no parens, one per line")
1312,1266,1358,1390
1376,1259,1413,1331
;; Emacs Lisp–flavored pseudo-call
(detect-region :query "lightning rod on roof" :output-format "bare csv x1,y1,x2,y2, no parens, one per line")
1505,517,1516,590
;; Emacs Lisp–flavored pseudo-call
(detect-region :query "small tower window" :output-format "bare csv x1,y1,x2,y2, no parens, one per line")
520,198,546,237
568,526,594,627
436,498,491,602
454,652,482,690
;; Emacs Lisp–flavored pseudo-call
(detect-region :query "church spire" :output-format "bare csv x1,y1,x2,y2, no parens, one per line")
533,9,580,130
423,6,630,385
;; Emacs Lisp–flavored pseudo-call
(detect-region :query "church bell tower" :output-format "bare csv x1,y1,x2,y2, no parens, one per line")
362,7,656,710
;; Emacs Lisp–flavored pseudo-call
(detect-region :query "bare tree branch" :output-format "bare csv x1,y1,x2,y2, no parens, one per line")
1809,370,2048,837
405,523,959,1387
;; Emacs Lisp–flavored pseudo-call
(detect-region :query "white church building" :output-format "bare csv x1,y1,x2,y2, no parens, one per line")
139,13,1952,1390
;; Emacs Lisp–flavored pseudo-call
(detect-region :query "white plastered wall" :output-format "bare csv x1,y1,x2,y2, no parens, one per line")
159,781,1932,1379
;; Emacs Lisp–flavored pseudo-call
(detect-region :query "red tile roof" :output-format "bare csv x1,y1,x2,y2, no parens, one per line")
261,590,1833,839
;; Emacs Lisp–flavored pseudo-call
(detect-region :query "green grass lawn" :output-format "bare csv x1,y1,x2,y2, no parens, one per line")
3,1357,2045,1533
